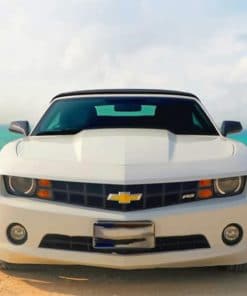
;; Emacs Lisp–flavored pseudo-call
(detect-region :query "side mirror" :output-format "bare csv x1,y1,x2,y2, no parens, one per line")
9,121,30,136
221,121,243,136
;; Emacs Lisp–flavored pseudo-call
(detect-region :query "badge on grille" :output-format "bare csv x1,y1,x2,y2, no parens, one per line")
107,192,142,204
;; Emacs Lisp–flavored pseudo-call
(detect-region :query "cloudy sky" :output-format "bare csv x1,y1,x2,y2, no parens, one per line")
0,0,247,127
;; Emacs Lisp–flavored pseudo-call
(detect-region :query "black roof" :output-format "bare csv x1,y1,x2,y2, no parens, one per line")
51,89,199,101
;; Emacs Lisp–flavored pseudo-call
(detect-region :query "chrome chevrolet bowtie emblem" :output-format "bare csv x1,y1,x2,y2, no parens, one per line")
107,192,142,204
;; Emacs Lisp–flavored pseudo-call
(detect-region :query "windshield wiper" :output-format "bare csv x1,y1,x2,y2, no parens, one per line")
35,128,82,136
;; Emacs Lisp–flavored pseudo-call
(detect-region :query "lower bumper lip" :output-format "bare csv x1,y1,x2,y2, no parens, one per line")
2,245,247,270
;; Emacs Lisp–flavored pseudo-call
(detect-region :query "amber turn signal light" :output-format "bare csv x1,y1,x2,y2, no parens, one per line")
36,189,52,199
38,179,52,188
198,189,213,199
199,179,212,188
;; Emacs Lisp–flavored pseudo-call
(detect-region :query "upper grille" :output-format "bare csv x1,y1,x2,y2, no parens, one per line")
50,180,200,211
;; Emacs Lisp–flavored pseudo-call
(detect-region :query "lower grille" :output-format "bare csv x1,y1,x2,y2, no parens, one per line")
39,234,210,254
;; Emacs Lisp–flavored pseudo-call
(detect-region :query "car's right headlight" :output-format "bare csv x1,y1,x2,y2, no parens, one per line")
214,176,245,196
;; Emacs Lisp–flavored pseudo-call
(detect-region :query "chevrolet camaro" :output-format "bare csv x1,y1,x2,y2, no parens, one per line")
0,89,246,271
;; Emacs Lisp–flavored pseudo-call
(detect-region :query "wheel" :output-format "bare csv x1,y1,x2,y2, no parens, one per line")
222,264,247,272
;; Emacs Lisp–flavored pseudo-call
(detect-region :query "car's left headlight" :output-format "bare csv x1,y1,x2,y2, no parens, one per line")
214,176,245,196
4,176,52,199
6,176,37,196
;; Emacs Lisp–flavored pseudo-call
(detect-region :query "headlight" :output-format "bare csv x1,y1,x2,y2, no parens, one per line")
214,176,245,196
6,176,37,196
4,176,53,200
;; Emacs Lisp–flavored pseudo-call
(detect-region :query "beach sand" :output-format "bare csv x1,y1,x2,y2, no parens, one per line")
0,265,246,295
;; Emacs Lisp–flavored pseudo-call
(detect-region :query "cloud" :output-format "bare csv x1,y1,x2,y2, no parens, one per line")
0,0,246,127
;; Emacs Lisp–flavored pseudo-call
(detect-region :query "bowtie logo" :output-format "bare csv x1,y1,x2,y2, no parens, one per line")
107,192,142,204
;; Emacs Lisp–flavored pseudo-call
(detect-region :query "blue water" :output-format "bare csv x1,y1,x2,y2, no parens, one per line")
0,125,246,150
0,125,22,149
228,130,247,144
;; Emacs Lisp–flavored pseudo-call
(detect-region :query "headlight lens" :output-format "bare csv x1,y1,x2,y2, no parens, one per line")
7,176,36,196
214,176,245,196
4,176,53,199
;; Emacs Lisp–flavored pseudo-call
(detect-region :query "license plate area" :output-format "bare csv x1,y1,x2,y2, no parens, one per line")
93,221,155,250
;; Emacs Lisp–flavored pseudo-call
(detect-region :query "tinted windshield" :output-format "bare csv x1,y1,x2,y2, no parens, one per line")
32,97,218,136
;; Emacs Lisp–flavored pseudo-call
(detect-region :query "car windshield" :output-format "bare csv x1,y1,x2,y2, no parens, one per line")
32,96,219,136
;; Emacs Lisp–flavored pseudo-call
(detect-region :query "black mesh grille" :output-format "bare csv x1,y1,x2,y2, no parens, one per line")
50,181,199,211
39,234,210,254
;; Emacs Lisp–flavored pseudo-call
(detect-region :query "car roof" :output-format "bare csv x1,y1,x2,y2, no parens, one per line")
51,89,200,101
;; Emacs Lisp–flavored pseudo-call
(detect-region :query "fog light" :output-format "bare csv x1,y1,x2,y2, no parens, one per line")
222,224,243,246
7,223,27,245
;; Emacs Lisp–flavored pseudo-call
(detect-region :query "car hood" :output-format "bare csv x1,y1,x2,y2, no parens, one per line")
16,129,233,163
1,129,247,183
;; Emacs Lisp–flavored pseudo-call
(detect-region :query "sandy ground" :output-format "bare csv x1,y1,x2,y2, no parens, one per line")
0,265,246,296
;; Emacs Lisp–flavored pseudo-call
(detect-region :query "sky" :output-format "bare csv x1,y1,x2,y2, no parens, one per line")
0,0,247,127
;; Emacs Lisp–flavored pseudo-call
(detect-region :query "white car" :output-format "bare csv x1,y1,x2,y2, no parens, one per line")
0,89,246,271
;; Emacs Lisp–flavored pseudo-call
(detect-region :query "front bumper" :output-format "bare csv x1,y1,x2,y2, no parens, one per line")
0,195,247,269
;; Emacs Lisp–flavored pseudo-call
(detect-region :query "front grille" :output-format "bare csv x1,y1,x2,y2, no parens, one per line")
39,234,210,254
51,181,200,211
